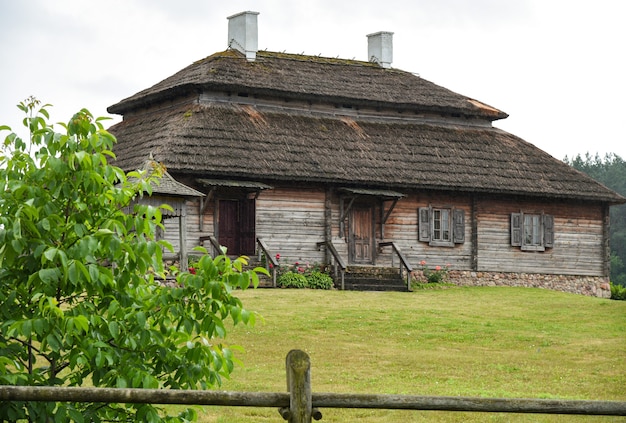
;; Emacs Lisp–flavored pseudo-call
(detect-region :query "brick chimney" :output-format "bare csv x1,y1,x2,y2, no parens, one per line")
367,31,393,68
227,11,259,61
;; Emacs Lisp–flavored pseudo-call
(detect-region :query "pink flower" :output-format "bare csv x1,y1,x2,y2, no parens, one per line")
435,266,441,271
298,267,304,273
269,263,274,269
420,260,426,266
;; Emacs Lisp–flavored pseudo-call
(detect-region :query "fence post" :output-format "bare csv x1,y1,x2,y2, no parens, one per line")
284,349,312,423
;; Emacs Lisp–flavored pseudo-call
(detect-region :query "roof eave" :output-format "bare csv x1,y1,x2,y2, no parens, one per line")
107,83,508,121
169,168,623,204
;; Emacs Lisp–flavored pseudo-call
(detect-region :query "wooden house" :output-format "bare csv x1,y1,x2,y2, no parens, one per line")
108,12,625,296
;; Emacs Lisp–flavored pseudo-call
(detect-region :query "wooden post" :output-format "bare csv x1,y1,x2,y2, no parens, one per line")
284,349,313,423
324,189,332,265
602,204,611,278
179,203,188,270
471,195,478,271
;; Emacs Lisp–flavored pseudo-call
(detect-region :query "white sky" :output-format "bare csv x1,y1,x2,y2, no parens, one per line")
1,0,625,161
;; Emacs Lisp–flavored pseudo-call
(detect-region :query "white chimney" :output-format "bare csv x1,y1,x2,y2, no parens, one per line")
367,31,393,68
227,11,259,61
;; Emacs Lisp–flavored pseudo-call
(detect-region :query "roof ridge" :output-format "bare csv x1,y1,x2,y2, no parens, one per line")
200,49,388,68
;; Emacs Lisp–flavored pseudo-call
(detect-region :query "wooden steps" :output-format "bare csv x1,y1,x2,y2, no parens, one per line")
243,260,408,291
342,266,408,292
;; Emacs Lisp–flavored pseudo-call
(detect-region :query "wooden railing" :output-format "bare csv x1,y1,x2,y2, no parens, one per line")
2,350,624,422
199,235,223,258
378,241,413,290
257,237,278,287
316,241,347,290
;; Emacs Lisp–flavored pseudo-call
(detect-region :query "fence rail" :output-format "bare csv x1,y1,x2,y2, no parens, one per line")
1,350,625,421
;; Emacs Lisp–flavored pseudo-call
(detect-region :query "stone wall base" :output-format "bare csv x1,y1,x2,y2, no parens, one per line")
413,270,611,298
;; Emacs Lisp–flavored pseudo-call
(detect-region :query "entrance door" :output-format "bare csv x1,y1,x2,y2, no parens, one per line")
218,199,255,256
350,206,374,264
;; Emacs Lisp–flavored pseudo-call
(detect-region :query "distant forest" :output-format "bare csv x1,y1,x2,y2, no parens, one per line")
564,153,626,286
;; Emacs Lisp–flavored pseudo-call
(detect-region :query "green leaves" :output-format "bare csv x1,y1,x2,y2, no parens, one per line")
0,99,262,422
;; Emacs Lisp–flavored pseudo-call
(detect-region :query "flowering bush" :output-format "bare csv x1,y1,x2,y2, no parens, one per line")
420,260,450,283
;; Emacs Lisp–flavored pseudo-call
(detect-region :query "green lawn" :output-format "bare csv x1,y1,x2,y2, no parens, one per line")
185,287,626,422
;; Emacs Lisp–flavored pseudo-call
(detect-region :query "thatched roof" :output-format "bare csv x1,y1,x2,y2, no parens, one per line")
108,50,507,121
129,159,205,197
109,101,625,204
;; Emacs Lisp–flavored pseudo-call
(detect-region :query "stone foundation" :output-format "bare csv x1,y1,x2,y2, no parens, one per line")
412,270,611,298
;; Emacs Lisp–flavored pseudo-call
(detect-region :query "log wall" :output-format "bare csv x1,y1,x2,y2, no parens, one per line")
256,188,326,265
476,197,605,276
159,187,609,282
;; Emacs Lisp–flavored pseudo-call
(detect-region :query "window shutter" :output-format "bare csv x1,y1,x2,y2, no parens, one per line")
543,214,554,248
453,208,465,244
418,207,431,242
511,213,522,247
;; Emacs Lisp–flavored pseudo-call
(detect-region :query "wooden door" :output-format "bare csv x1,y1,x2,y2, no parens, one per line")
239,199,256,255
218,200,239,255
218,199,256,256
350,206,373,264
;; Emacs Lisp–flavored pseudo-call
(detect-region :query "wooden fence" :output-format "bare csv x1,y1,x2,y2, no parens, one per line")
1,350,625,422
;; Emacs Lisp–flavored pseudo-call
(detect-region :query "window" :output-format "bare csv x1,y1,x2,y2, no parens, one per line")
419,206,465,247
511,212,554,251
433,209,451,242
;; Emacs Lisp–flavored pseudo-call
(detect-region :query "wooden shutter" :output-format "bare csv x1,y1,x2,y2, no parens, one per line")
418,207,431,242
511,213,522,247
543,214,554,248
453,208,465,244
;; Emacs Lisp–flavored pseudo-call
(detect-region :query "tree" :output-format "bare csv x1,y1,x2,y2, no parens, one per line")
0,98,262,422
565,152,626,286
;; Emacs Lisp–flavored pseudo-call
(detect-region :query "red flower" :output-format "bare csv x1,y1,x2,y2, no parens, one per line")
298,267,304,273
188,267,196,274
269,263,274,269
275,253,281,260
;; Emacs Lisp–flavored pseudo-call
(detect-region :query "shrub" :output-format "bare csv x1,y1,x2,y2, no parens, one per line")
610,282,626,300
0,100,261,422
419,260,450,283
277,271,308,288
306,271,334,290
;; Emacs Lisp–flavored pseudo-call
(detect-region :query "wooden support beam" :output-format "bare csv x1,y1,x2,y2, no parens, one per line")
339,196,356,238
198,188,215,231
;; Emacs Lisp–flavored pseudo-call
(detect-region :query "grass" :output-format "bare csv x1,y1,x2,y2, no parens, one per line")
177,287,626,422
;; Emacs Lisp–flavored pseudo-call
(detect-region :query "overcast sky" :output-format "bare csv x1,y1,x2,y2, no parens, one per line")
1,0,624,161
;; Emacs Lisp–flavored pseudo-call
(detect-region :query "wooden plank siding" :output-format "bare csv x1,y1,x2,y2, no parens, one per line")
158,189,607,279
255,188,326,264
328,191,472,269
476,197,605,276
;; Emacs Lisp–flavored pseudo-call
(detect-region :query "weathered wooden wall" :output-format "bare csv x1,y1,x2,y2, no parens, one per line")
476,197,605,276
384,192,473,270
161,198,210,259
159,188,607,278
256,187,326,264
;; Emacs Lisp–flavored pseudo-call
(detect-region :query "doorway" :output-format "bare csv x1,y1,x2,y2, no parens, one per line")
218,198,256,256
349,205,374,264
